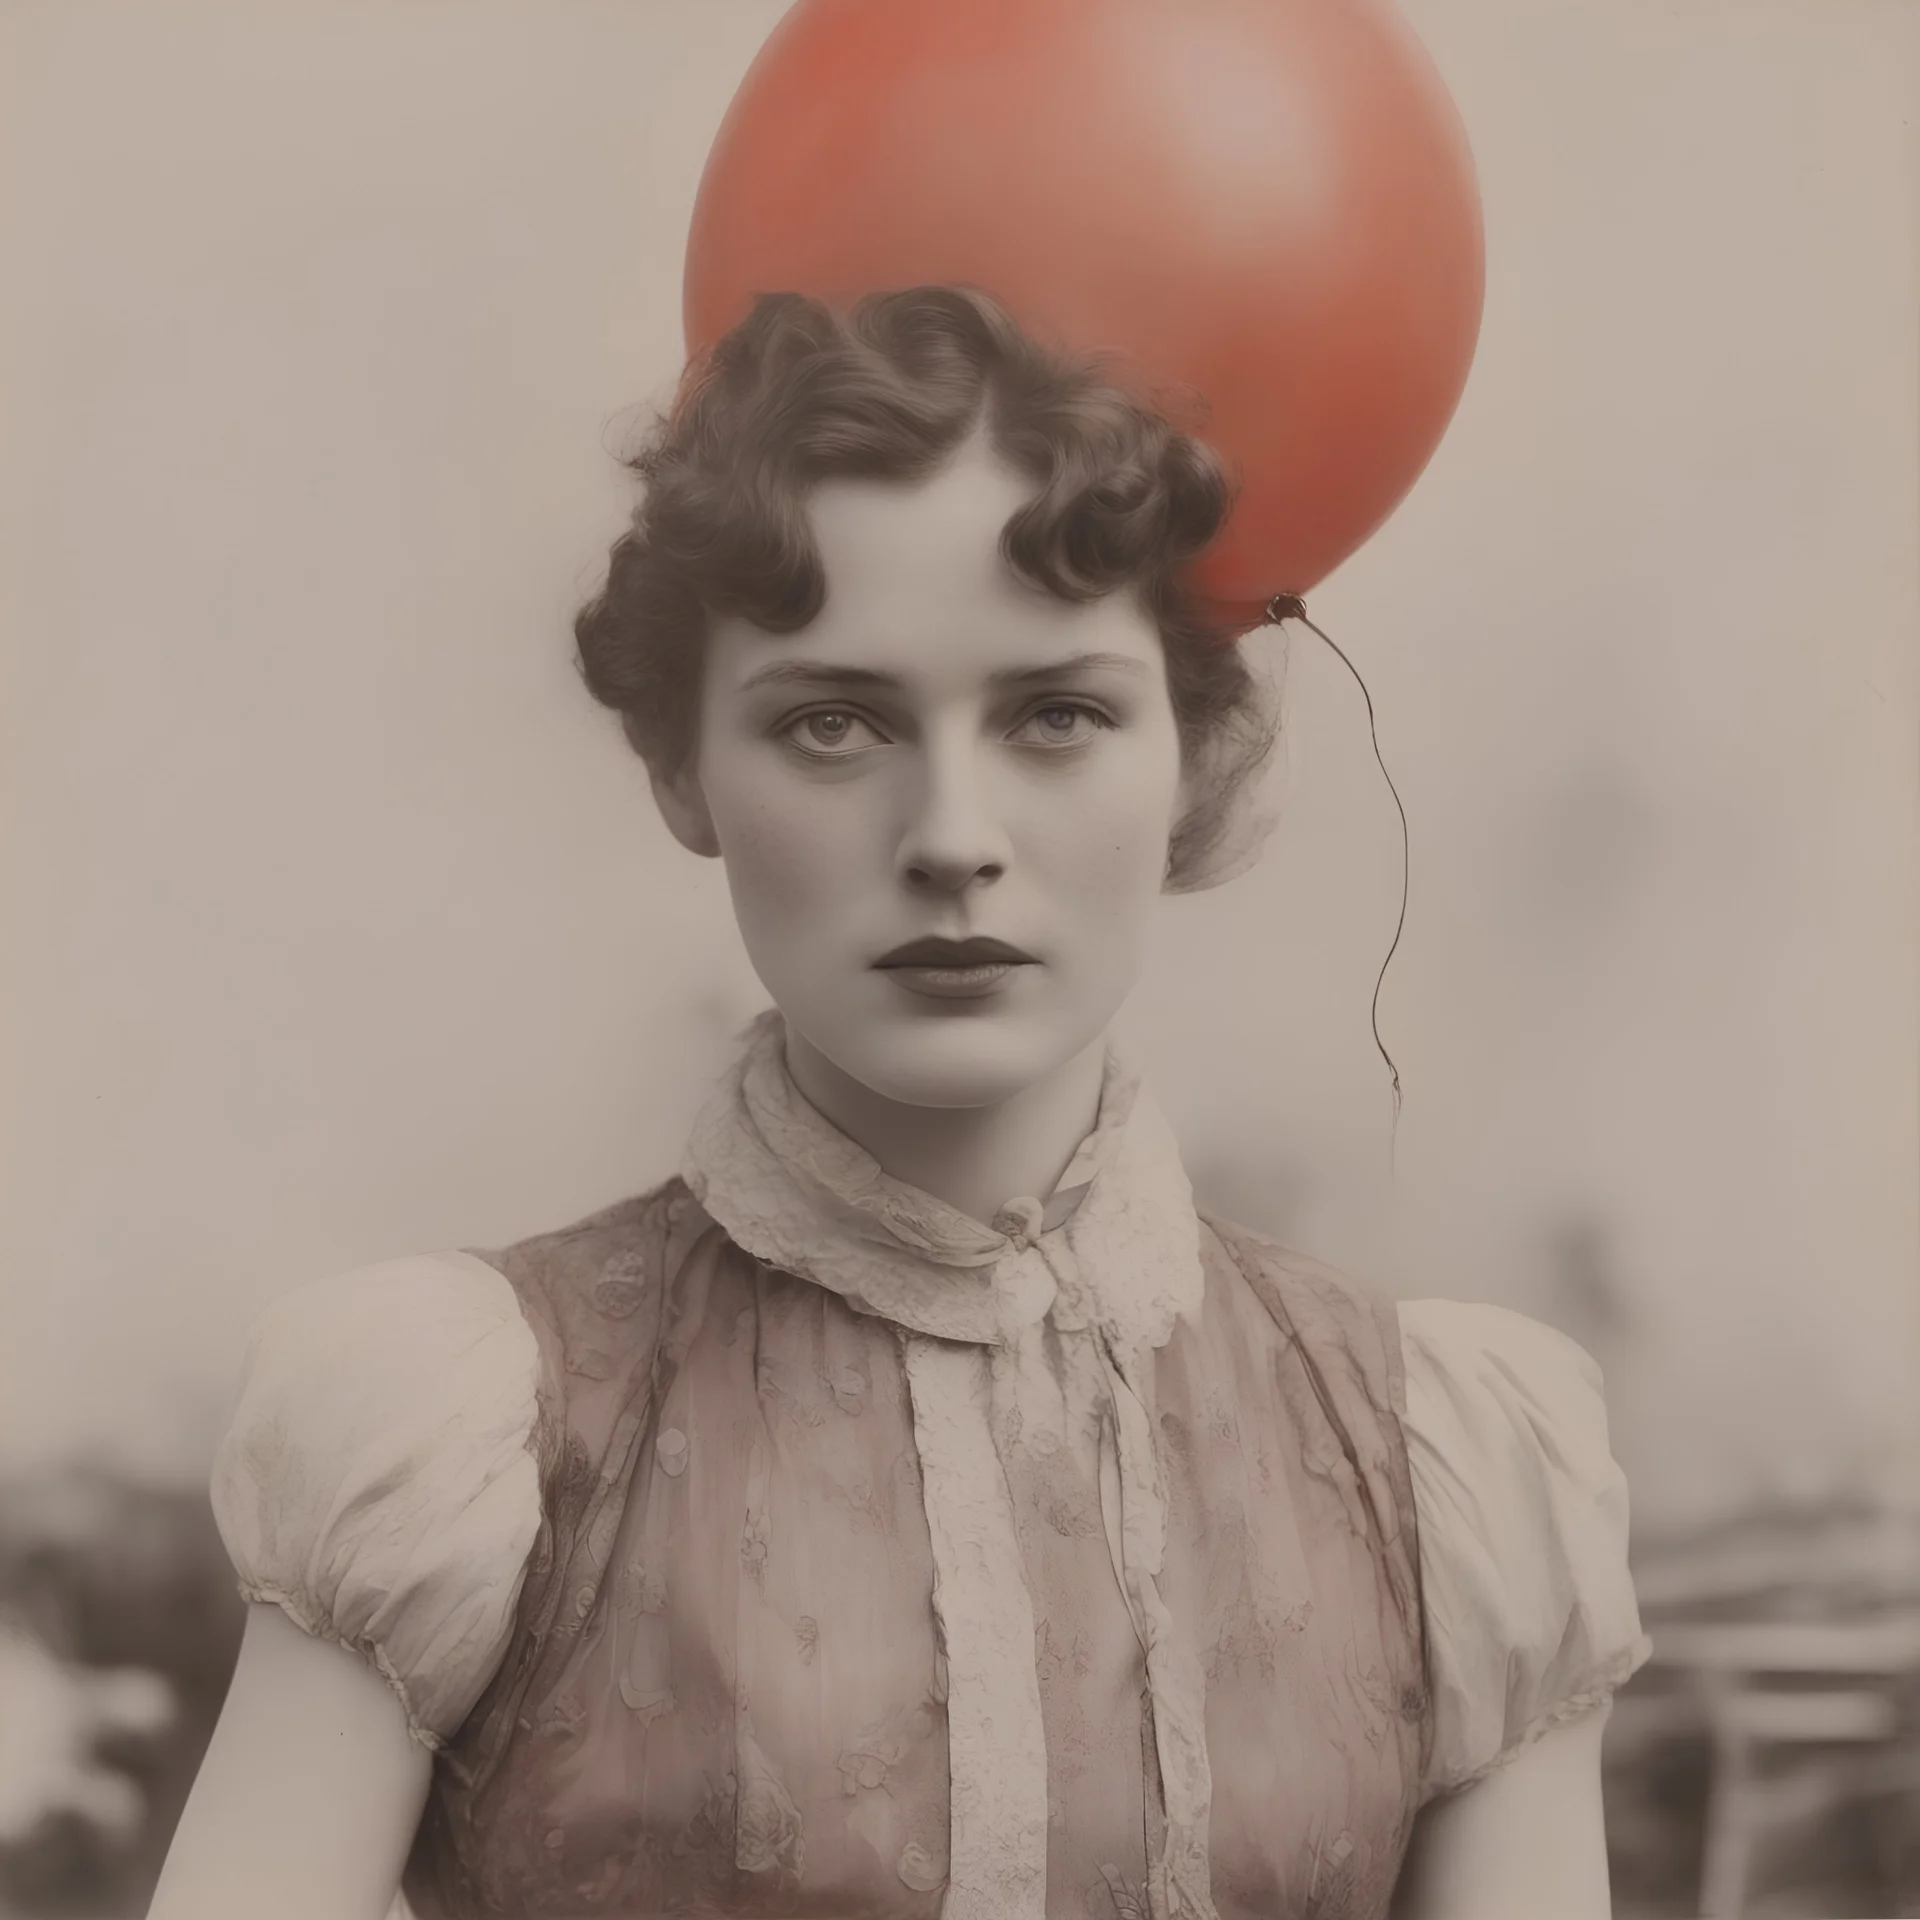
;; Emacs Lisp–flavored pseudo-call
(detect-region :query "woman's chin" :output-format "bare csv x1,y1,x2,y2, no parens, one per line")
806,997,1075,1111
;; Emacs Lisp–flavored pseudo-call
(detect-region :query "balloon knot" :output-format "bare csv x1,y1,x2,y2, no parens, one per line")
1265,593,1307,624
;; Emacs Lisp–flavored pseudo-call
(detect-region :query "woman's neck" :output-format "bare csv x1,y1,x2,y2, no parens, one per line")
780,1025,1109,1227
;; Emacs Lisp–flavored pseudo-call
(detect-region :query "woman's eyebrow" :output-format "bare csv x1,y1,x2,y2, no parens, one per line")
733,651,1154,695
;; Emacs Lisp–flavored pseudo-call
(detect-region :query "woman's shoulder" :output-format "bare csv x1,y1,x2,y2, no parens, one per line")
1195,1213,1421,1563
470,1176,724,1401
1196,1227,1652,1799
229,1173,709,1413
223,1246,544,1489
1199,1219,1616,1440
1398,1294,1607,1409
1394,1296,1637,1568
240,1244,527,1363
1393,1297,1653,1801
477,1174,706,1329
208,1177,707,1746
212,1247,545,1748
1198,1209,1404,1376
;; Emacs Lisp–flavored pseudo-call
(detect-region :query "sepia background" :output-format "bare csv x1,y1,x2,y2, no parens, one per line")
2,0,1917,1913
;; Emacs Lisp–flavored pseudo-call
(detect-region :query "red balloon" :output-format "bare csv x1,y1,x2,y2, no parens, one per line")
684,0,1483,630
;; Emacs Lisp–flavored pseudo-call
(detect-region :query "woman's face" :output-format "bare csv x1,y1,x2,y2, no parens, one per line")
664,438,1187,1109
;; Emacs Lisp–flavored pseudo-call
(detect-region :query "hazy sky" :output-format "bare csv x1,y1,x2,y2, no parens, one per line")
2,0,1916,1540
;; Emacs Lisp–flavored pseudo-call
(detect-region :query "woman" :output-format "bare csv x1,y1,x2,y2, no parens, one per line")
151,288,1650,1920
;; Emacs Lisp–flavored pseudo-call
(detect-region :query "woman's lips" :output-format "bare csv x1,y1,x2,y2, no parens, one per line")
879,961,1029,1000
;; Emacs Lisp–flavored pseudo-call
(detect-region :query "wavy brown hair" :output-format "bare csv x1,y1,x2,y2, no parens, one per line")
574,286,1279,891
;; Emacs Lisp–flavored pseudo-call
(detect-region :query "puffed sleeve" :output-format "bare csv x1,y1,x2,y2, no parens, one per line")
1399,1298,1654,1802
210,1251,544,1750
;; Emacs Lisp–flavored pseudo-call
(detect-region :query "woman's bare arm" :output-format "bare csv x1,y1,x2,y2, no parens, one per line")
1390,1704,1614,1920
149,1604,432,1920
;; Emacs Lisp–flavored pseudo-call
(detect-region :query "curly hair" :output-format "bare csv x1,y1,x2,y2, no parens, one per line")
574,285,1280,892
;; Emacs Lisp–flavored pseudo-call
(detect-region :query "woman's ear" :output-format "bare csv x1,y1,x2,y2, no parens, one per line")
648,759,722,859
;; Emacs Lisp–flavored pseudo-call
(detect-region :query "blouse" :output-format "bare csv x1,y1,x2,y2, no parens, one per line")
211,1008,1651,1920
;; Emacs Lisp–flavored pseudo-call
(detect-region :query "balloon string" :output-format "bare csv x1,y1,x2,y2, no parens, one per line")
1265,594,1407,1157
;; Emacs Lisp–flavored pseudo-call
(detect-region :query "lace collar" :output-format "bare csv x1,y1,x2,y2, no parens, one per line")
681,1007,1205,1355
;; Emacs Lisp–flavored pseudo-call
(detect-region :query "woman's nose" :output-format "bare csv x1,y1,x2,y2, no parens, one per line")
895,743,1012,894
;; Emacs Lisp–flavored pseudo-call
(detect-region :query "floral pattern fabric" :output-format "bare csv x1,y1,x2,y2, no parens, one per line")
212,1009,1649,1920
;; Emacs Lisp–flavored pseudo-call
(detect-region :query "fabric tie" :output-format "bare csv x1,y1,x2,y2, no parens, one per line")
681,1009,1219,1920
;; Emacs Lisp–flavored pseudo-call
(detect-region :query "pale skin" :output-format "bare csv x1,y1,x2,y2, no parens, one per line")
151,441,1616,1920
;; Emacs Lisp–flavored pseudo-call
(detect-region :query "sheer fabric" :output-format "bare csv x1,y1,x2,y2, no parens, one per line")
212,1010,1649,1919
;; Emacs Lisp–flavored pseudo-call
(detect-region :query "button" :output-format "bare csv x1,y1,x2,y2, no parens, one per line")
827,1365,868,1414
897,1841,948,1892
593,1277,645,1319
992,1196,1045,1246
656,1428,689,1476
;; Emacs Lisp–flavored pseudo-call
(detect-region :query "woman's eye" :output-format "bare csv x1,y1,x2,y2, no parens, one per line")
780,703,1111,757
1016,703,1112,746
782,709,882,756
